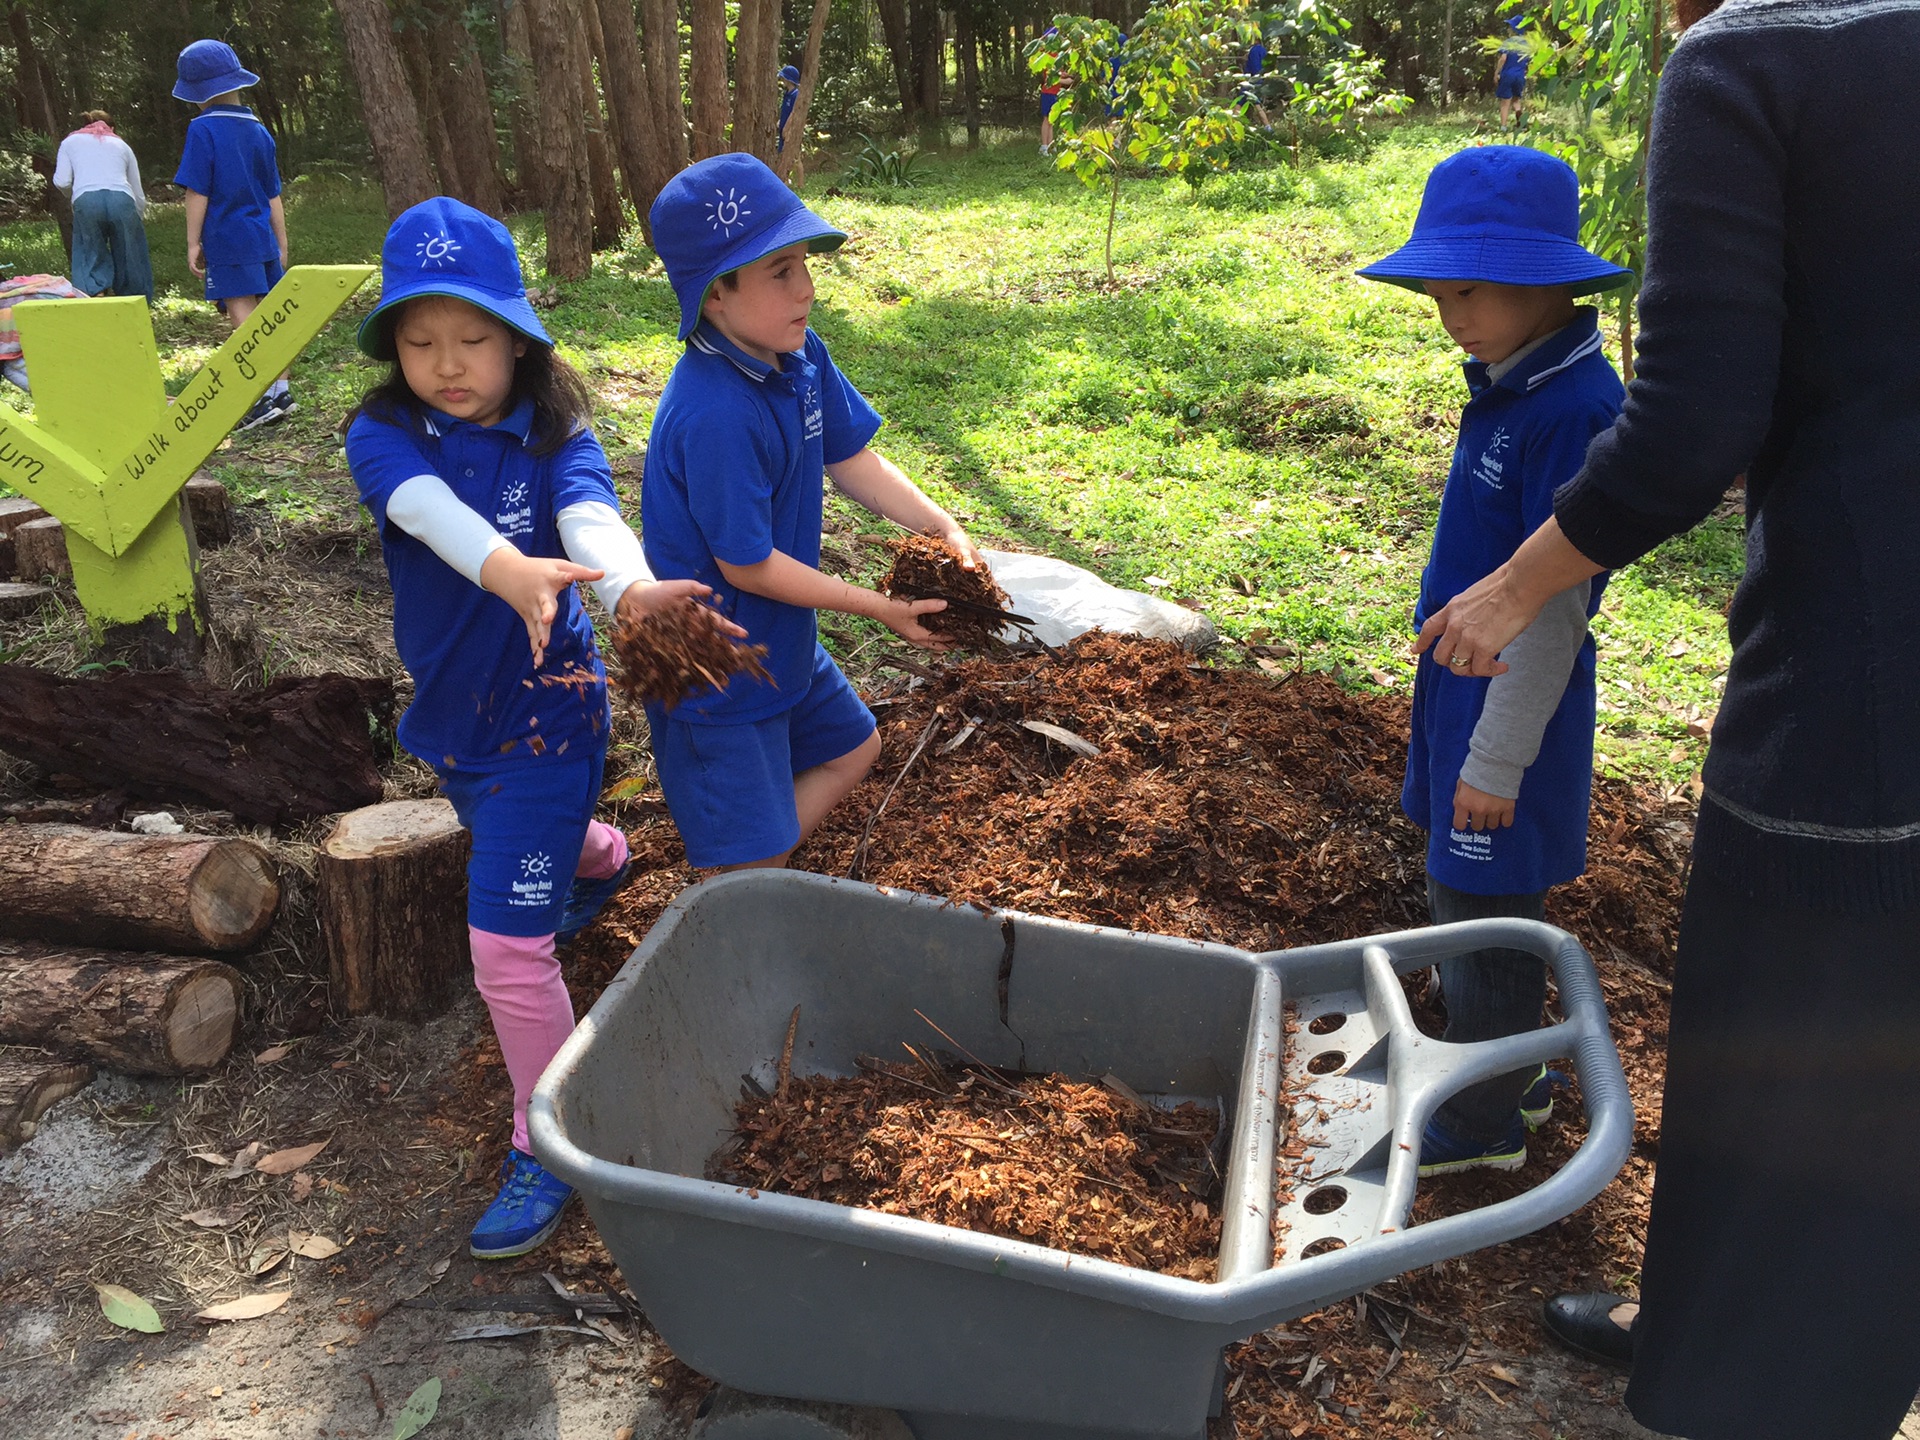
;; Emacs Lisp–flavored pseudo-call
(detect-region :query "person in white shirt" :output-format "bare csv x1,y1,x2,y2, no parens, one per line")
52,110,153,304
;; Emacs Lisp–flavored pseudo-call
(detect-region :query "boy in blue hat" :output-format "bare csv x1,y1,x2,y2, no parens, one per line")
777,64,801,154
1358,146,1630,1174
1494,15,1531,130
172,39,293,431
642,152,979,873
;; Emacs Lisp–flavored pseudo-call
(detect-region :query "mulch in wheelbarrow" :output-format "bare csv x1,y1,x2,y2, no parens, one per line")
577,632,1690,1437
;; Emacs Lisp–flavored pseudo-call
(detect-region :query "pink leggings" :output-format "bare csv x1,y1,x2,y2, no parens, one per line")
468,820,627,1152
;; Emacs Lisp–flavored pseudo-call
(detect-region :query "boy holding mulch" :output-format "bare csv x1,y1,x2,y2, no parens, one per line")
1358,146,1630,1173
641,153,980,872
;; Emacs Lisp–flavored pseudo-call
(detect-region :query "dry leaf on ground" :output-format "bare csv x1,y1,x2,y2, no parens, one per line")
196,1292,292,1323
289,1231,343,1259
256,1139,328,1175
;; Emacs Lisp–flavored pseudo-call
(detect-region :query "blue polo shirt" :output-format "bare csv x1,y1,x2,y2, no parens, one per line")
641,322,882,724
346,398,617,774
174,105,281,266
1405,308,1623,895
1246,42,1267,75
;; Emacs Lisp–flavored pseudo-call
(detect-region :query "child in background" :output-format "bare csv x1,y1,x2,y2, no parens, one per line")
777,64,800,154
1038,27,1063,156
1357,146,1630,1173
346,197,727,1258
1239,34,1274,132
641,153,977,873
172,39,293,431
1493,15,1531,130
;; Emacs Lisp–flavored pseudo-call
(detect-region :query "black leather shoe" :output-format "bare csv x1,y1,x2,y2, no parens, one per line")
1542,1291,1635,1366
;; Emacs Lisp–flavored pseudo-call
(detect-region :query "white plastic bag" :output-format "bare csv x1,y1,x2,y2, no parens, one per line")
981,549,1218,652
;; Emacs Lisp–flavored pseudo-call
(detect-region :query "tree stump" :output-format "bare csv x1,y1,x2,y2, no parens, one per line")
0,824,280,954
319,799,471,1021
0,665,393,824
0,942,243,1074
0,581,51,618
184,475,233,548
14,516,68,581
0,1051,93,1148
0,496,48,542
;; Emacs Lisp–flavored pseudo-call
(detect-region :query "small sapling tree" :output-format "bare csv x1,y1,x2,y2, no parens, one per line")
1029,6,1250,285
1255,1,1410,167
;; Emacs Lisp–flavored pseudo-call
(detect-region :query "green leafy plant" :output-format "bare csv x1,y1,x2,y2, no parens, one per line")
844,133,925,190
1253,1,1412,168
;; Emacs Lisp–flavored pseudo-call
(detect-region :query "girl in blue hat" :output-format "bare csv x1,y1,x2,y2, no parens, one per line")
345,196,730,1260
1358,146,1630,1176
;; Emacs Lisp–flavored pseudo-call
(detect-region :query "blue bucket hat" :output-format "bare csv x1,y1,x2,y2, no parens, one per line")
650,153,845,341
356,196,551,358
1357,146,1631,296
173,40,260,105
779,64,800,83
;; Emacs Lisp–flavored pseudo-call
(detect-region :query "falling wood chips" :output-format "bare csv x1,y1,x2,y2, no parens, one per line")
608,598,772,710
880,534,1013,649
709,1056,1223,1279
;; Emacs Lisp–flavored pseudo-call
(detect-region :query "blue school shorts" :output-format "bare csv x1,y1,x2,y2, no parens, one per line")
1496,73,1526,100
1040,91,1062,120
438,749,605,937
206,256,284,304
647,644,876,869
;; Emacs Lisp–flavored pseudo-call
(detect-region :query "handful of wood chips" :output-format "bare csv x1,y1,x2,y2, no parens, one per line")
609,598,772,709
880,534,1012,649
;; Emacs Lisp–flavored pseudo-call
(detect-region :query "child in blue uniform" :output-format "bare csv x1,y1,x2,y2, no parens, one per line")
777,64,800,153
1494,15,1530,130
346,197,725,1259
172,40,293,432
642,153,977,872
1358,146,1630,1173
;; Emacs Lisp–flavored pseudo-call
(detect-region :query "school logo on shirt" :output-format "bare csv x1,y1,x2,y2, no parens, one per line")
416,230,462,269
803,384,822,441
1473,428,1511,490
511,850,555,906
1447,827,1494,863
705,187,753,238
495,480,533,539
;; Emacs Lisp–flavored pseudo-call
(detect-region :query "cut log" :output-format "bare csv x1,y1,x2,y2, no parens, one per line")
0,666,393,824
184,475,233,548
0,528,12,581
0,495,48,539
319,799,472,1021
0,1050,93,1148
14,515,68,580
0,824,279,954
0,942,243,1074
0,580,51,618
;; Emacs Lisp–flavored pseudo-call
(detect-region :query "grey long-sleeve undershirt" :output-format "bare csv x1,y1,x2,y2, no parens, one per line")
1456,579,1592,801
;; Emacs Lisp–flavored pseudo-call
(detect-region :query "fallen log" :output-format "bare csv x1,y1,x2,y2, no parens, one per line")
0,1051,93,1147
0,666,393,824
0,824,279,953
0,942,243,1074
319,799,471,1021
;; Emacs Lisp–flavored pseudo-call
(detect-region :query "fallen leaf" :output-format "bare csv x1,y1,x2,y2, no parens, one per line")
197,1292,292,1323
1367,667,1394,687
94,1283,164,1334
188,1150,230,1167
249,1245,289,1278
1019,720,1100,758
256,1140,328,1176
1666,639,1691,658
446,1323,604,1342
615,1428,635,1440
289,1232,343,1260
182,1204,250,1229
428,1257,451,1280
224,1142,264,1178
1488,1362,1523,1386
289,1173,315,1203
253,1045,291,1066
392,1377,442,1439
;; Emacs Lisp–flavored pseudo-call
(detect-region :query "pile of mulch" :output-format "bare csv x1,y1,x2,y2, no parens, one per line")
880,533,1013,648
710,1058,1223,1280
577,631,1691,1438
607,597,771,709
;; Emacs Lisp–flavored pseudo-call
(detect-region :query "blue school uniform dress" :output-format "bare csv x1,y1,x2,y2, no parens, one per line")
641,321,882,867
173,104,283,303
1404,307,1623,896
347,400,620,936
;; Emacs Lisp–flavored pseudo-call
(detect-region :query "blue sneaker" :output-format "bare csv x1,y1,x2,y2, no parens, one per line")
1521,1066,1570,1131
556,861,632,945
1417,1114,1526,1177
469,1149,574,1259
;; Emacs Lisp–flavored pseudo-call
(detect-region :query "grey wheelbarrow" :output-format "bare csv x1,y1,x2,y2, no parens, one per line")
530,869,1633,1440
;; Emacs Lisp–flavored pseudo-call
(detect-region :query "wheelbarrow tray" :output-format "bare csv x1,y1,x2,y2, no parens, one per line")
531,870,1631,1440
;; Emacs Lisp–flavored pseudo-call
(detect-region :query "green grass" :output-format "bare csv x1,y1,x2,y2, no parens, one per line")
0,117,1738,783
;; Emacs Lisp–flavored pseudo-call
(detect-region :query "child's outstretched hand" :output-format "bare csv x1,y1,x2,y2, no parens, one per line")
1452,779,1517,832
877,595,953,651
480,548,602,668
614,579,748,640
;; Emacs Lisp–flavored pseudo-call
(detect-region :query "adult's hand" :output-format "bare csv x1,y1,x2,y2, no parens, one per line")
1415,516,1605,678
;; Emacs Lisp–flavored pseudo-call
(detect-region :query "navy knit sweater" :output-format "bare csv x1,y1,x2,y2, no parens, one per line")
1553,0,1920,913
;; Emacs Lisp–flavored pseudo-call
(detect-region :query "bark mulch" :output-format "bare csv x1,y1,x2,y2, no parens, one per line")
879,533,1013,649
607,598,771,710
574,632,1692,1439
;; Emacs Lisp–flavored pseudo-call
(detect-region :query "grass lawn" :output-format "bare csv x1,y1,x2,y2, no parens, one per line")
0,118,1737,785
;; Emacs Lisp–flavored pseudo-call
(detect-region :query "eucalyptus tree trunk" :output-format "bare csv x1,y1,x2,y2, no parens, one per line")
731,0,782,164
525,0,595,276
596,0,679,233
779,0,835,185
637,0,687,169
690,0,731,159
874,0,918,119
330,0,438,217
426,0,507,215
574,0,627,247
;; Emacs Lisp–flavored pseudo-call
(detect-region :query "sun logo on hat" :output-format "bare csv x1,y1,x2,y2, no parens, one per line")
416,230,462,269
705,186,753,238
